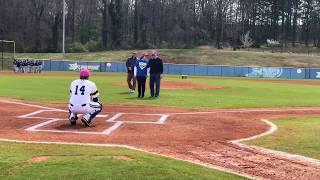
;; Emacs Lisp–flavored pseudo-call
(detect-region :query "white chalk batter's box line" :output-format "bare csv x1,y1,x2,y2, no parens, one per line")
19,109,170,135
107,113,169,124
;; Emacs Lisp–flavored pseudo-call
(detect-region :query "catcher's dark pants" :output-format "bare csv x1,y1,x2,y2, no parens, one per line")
127,72,136,90
150,73,161,97
136,76,146,98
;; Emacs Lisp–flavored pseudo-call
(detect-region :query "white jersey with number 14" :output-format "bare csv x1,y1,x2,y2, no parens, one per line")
69,79,99,106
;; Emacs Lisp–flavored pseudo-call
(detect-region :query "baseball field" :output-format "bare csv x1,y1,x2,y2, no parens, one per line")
1,71,320,179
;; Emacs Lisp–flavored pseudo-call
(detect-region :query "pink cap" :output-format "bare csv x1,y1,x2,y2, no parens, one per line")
80,69,90,77
151,49,158,56
141,51,148,57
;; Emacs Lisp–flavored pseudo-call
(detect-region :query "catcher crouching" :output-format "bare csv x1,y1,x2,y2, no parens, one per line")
68,69,102,127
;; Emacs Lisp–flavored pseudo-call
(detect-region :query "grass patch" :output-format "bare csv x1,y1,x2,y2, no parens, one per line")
16,46,320,68
1,73,320,108
0,142,246,180
245,116,320,160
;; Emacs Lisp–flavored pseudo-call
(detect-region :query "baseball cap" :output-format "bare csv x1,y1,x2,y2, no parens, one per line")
80,69,90,77
151,49,158,56
141,51,148,57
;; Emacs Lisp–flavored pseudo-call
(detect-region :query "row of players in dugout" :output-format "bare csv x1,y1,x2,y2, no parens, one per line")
13,59,43,73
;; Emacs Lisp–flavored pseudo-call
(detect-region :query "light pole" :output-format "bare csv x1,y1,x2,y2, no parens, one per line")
62,0,66,58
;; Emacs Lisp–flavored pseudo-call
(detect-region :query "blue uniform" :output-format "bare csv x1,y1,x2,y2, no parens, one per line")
135,59,148,77
134,58,149,98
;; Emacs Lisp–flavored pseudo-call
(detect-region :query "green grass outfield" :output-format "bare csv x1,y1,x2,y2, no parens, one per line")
245,116,320,160
1,72,320,108
0,141,246,180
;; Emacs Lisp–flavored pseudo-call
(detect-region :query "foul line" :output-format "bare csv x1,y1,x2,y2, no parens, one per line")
0,99,64,111
3,98,320,116
18,110,60,118
230,119,320,166
169,108,320,115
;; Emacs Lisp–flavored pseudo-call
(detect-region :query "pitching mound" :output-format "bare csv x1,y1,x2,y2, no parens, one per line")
113,81,224,90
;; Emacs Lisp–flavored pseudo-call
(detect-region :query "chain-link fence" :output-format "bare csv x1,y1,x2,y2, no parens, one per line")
0,40,15,71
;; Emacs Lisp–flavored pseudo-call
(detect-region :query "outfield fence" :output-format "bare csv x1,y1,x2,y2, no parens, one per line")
40,59,320,79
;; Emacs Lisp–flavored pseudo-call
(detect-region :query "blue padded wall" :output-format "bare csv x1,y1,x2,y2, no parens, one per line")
207,66,222,76
41,60,320,79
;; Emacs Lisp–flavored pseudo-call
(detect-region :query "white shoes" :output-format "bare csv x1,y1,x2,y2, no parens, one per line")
129,89,135,93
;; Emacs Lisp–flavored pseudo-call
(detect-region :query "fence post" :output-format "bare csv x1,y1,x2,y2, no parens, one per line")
1,41,3,71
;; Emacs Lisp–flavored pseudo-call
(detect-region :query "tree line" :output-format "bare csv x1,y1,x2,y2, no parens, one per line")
1,0,320,52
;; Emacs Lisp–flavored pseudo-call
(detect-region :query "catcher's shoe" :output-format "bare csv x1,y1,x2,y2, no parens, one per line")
69,117,77,126
70,121,76,126
81,117,92,127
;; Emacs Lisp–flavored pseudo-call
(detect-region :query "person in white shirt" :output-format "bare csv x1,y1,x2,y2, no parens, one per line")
68,69,102,127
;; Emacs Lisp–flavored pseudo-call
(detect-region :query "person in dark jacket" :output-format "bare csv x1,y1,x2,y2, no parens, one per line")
126,52,138,93
134,52,149,98
147,50,163,98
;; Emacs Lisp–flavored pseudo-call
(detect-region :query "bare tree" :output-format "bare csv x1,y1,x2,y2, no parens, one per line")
30,0,46,51
2,0,320,52
240,31,254,48
98,0,109,49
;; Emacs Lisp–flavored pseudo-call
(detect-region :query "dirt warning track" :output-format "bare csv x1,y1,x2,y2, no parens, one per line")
1,98,320,179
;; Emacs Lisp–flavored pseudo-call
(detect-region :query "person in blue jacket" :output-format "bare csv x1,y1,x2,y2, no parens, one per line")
134,52,150,98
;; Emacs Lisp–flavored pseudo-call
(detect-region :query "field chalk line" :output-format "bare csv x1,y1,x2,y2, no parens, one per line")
102,121,124,135
169,108,320,115
230,119,320,166
1,99,169,136
231,119,278,144
3,98,320,116
25,119,61,131
0,99,64,111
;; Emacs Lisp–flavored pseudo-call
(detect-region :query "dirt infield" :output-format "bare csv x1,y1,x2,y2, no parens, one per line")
1,98,320,179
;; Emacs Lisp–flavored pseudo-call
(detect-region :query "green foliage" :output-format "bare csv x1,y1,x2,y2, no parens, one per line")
85,40,101,52
66,42,88,53
246,117,320,160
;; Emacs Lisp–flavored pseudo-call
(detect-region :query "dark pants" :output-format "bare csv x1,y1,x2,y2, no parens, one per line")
127,72,136,90
150,73,161,97
136,76,147,97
